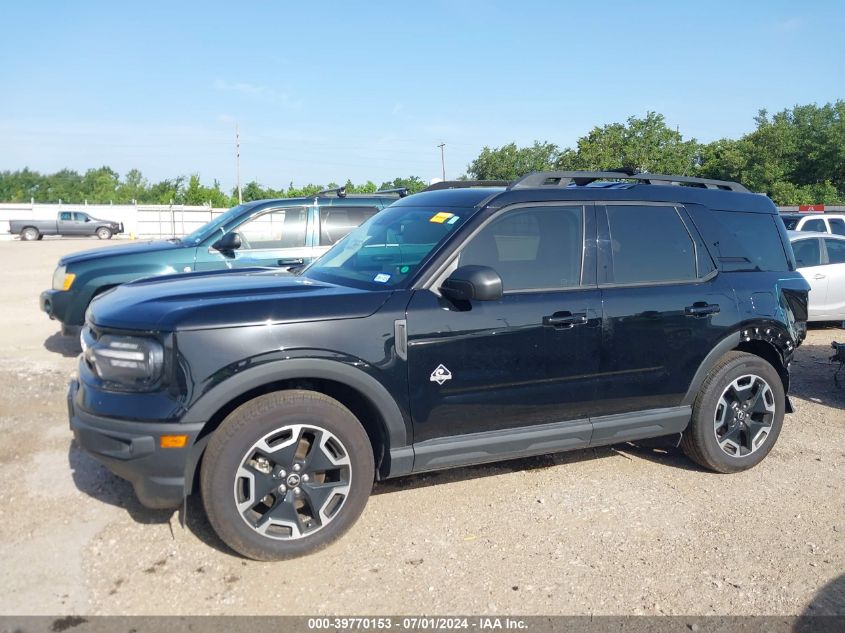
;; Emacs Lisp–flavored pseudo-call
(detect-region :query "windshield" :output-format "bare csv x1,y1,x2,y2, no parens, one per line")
183,204,252,244
302,205,471,289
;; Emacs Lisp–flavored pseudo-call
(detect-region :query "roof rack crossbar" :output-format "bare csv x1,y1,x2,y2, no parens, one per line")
374,187,409,197
423,179,511,192
317,186,347,198
510,171,749,193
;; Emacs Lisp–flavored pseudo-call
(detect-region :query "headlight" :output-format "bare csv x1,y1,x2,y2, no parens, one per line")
84,333,164,389
52,265,76,291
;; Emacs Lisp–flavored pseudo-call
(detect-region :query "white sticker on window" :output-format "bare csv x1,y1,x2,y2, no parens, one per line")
374,273,391,283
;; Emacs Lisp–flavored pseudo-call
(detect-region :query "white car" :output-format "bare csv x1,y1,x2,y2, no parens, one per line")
789,230,845,321
781,213,845,235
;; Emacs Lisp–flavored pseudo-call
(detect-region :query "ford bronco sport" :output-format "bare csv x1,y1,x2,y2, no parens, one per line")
69,171,810,560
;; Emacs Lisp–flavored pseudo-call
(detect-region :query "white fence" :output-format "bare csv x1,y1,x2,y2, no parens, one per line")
0,203,229,239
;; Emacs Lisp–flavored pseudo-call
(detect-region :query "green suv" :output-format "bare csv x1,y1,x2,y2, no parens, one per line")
41,188,403,334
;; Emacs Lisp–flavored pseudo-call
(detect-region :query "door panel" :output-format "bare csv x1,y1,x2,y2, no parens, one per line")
406,288,602,443
596,203,737,416
793,237,827,319
406,203,600,444
822,239,845,318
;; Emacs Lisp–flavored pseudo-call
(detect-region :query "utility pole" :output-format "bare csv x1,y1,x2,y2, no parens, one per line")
235,122,243,205
437,142,446,181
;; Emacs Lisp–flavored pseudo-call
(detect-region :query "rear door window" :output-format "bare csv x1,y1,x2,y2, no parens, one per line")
792,239,822,268
823,238,845,264
319,206,380,246
605,205,697,284
828,218,845,236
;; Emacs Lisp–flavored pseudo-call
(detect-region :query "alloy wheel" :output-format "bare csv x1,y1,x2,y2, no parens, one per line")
713,374,776,457
233,424,352,540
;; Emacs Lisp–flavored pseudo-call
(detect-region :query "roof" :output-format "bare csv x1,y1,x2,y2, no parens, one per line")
395,171,776,214
788,230,845,239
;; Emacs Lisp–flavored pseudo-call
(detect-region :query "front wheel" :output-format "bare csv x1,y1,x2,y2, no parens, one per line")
200,390,374,560
681,351,785,473
96,227,113,240
21,227,40,241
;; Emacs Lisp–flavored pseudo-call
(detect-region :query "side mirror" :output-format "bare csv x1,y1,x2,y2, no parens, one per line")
440,265,503,302
213,232,242,252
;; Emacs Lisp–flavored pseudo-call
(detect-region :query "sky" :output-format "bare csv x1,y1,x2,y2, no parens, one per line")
1,0,843,192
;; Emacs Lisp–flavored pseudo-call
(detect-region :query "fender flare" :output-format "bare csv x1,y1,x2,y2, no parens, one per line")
180,358,414,491
682,327,792,408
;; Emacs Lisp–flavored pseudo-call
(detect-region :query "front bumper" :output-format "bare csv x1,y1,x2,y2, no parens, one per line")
68,379,204,509
41,288,81,327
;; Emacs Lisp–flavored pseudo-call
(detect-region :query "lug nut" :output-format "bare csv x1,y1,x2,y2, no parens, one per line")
278,484,287,494
294,487,302,495
302,474,310,482
278,469,286,478
293,464,301,472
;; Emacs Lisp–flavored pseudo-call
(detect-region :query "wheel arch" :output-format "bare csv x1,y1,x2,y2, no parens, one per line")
683,326,793,410
181,359,414,495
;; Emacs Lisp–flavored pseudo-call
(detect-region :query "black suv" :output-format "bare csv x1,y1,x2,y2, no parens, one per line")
69,171,809,560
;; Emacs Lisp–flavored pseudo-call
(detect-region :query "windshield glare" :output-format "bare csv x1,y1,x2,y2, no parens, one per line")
183,204,251,244
303,206,470,289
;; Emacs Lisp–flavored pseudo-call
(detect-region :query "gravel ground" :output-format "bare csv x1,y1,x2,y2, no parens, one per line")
0,238,842,616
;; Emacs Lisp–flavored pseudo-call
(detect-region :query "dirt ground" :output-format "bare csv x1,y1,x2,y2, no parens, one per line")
0,238,842,616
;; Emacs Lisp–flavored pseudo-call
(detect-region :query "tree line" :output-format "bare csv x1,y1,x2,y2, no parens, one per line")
1,101,842,206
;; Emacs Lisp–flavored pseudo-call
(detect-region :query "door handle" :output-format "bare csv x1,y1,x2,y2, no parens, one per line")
542,312,587,328
814,273,826,280
685,302,720,317
278,258,304,266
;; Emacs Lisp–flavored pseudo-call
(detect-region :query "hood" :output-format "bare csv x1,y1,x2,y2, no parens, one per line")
88,268,393,331
60,239,184,266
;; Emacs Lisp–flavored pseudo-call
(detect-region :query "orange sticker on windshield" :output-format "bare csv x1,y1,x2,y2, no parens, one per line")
430,212,454,224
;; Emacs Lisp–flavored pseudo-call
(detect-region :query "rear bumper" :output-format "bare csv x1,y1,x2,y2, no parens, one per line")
68,379,204,509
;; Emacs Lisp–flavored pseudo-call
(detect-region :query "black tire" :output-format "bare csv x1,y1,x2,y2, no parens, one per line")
96,227,112,240
681,351,785,473
20,227,39,241
200,390,375,561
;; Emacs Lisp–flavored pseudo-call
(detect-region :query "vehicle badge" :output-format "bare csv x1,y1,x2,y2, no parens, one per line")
430,364,452,385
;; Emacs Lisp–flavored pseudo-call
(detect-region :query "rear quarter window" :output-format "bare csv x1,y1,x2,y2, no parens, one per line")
710,210,789,272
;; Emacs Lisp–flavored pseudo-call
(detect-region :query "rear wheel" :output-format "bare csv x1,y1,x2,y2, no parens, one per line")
681,351,785,473
96,227,113,240
21,227,39,241
200,390,374,560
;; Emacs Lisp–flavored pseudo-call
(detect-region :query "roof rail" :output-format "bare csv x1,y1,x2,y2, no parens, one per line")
375,187,409,197
510,171,750,193
423,179,511,192
317,186,347,198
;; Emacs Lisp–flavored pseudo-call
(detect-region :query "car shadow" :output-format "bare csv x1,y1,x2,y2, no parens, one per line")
67,438,241,556
795,572,845,630
68,439,173,525
44,332,81,358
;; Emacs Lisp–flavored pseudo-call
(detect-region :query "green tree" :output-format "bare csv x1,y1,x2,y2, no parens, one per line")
378,176,429,193
556,112,700,175
467,141,560,180
117,168,148,203
699,101,845,204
